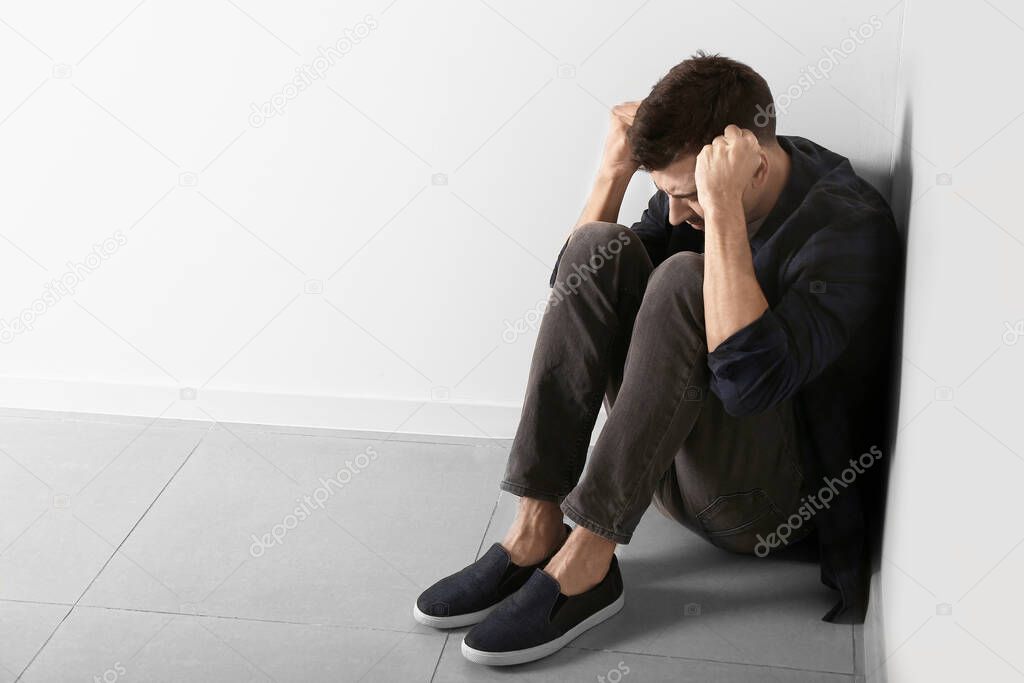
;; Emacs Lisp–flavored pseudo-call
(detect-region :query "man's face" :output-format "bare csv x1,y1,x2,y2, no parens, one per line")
649,154,705,229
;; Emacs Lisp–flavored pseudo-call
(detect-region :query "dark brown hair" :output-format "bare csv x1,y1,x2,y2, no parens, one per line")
627,51,776,170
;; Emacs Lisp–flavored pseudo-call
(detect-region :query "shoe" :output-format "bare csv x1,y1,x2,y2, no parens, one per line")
461,555,624,666
413,524,570,628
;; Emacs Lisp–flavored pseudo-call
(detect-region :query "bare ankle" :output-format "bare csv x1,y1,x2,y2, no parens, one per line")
501,498,567,566
543,526,616,595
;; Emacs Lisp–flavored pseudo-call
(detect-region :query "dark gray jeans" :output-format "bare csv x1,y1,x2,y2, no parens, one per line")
501,222,811,552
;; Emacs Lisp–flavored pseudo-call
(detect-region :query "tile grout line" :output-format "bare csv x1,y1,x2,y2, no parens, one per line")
852,624,857,675
568,643,859,677
0,409,515,450
43,600,432,636
0,598,75,608
12,604,74,683
428,492,500,681
473,493,502,561
424,488,503,680
428,634,449,683
14,422,216,681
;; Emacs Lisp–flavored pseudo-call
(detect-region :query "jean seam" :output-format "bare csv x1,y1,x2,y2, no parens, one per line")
562,501,631,543
500,479,564,502
614,343,704,531
696,488,766,520
703,506,780,537
612,263,706,530
554,235,628,494
565,331,617,492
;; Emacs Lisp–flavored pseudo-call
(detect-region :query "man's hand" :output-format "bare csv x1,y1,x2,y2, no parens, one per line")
695,125,763,212
598,101,641,179
699,125,770,351
572,101,641,231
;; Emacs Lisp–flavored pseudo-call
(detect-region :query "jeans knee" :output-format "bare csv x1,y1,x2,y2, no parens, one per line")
565,222,635,259
646,252,704,304
556,223,644,285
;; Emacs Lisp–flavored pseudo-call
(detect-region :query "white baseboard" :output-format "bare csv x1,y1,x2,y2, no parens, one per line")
0,376,526,441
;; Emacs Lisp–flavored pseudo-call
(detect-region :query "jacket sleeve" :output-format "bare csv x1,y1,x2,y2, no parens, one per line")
707,218,897,416
549,191,671,286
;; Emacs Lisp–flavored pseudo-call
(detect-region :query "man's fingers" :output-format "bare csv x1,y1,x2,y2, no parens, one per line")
612,101,640,124
723,125,759,147
713,126,759,156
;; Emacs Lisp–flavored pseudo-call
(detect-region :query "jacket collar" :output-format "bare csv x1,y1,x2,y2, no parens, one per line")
750,135,848,252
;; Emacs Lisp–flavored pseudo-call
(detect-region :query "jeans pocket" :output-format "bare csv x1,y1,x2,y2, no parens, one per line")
696,489,784,554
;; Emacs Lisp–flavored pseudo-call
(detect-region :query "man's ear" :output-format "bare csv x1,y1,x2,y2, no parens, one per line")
751,150,769,187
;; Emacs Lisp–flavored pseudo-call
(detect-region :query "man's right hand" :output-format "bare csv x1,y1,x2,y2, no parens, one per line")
598,101,641,179
571,101,641,232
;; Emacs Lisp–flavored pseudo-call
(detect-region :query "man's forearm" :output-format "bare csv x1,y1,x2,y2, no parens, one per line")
571,171,633,233
703,202,769,352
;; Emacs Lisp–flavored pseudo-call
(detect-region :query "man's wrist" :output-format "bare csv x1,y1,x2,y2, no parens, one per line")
595,165,637,186
702,196,745,223
574,166,634,229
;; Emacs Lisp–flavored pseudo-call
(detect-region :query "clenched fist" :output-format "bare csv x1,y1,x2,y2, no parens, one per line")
694,125,763,210
598,101,641,179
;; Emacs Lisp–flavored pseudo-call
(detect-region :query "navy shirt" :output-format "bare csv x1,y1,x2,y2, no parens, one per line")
553,136,902,622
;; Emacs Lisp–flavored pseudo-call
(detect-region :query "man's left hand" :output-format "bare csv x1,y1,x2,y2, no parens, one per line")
694,125,763,212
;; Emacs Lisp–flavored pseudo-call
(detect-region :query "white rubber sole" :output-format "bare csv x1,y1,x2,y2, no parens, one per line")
460,592,625,666
413,603,497,629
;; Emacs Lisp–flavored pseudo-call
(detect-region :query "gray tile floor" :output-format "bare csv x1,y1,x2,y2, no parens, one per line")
0,411,862,682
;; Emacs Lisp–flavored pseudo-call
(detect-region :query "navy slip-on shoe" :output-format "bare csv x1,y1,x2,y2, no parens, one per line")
413,524,571,629
461,555,625,666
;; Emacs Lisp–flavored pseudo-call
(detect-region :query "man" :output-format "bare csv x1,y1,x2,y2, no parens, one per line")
415,52,900,666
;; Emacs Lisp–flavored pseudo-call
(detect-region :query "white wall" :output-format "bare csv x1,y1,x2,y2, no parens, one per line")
0,0,903,436
872,0,1024,680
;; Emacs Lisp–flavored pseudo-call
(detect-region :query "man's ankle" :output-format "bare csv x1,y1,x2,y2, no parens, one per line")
501,498,567,566
543,526,616,596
